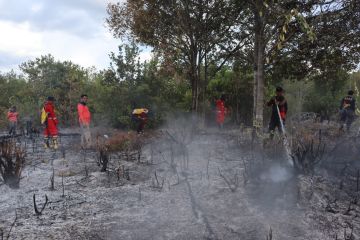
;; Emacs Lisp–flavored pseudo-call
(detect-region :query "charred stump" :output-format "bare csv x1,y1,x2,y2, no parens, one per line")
0,139,26,189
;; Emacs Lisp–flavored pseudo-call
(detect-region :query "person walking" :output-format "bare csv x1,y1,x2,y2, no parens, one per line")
339,90,356,132
42,96,59,149
215,95,227,129
77,94,91,148
7,106,18,136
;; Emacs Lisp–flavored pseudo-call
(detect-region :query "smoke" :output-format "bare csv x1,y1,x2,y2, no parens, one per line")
260,164,293,183
0,112,316,239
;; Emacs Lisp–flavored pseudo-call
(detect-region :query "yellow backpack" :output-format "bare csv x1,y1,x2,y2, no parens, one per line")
40,107,48,124
132,108,148,115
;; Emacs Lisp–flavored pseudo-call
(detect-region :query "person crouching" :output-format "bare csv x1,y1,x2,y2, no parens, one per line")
132,108,149,134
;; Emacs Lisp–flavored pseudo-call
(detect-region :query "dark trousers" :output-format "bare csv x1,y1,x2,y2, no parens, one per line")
26,120,32,137
8,122,17,135
132,115,146,133
269,115,284,138
340,109,354,130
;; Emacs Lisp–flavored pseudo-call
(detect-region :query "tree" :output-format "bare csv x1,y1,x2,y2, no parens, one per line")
102,43,189,127
106,0,249,111
246,0,360,127
20,55,88,126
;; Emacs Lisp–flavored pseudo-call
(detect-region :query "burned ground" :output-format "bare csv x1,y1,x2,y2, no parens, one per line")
0,123,359,240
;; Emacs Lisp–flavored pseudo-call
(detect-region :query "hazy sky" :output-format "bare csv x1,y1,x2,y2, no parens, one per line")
0,0,150,72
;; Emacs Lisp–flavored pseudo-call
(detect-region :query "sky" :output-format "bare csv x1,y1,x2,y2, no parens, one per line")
0,0,151,73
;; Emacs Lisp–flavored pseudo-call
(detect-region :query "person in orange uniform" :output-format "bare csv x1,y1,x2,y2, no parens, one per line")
77,94,91,148
215,95,227,129
7,106,19,136
43,96,59,149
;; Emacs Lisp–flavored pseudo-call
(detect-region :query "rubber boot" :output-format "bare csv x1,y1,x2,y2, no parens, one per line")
52,137,59,150
44,137,50,149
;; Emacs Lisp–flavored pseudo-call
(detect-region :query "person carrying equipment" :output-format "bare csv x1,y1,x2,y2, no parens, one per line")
7,106,18,136
42,96,59,149
215,95,227,129
132,108,149,134
267,87,288,139
77,94,91,148
339,90,356,132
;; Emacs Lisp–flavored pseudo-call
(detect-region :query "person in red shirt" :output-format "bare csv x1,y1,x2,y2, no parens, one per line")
7,106,19,135
77,94,91,148
43,96,59,149
215,95,227,129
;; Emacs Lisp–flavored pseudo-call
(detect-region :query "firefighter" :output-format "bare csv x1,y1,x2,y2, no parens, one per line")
339,90,356,132
267,87,288,139
7,106,18,136
215,95,227,129
42,96,59,149
132,108,149,134
77,94,91,148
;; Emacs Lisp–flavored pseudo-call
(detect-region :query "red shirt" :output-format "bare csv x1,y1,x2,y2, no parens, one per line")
77,103,91,125
44,101,58,123
216,99,226,114
7,111,18,122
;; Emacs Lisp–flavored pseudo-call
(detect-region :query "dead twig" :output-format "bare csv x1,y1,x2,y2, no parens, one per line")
266,227,273,240
33,194,49,215
5,211,17,240
218,168,239,192
61,175,65,197
50,166,55,191
151,171,165,189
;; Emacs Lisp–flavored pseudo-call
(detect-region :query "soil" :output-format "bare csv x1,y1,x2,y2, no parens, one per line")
0,126,359,240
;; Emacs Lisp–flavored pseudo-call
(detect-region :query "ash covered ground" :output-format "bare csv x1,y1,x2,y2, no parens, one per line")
1,122,360,240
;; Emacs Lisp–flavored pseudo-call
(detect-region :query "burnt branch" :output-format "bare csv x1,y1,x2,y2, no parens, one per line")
0,139,26,188
33,194,49,216
266,227,273,240
4,211,17,240
49,167,55,191
291,130,326,174
151,171,165,189
218,168,239,192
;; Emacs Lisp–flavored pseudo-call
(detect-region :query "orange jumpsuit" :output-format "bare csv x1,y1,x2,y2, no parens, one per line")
43,101,58,137
216,99,226,125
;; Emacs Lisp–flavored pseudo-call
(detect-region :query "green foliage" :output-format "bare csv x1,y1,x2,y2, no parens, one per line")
207,64,253,125
100,43,190,128
350,71,360,114
19,55,89,126
0,72,29,128
303,70,350,120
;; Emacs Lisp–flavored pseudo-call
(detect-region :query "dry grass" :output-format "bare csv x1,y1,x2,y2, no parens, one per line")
290,127,325,174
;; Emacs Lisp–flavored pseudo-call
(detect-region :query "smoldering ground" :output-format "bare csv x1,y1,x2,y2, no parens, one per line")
0,117,359,239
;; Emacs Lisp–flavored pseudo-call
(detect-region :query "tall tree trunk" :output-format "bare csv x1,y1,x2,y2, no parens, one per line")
253,32,259,125
190,49,199,112
253,11,265,128
254,37,265,125
191,73,199,111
